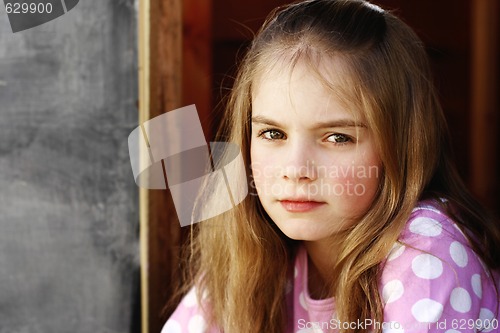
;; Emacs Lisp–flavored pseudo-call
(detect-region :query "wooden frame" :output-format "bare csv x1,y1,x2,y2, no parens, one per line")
138,0,212,332
471,0,499,208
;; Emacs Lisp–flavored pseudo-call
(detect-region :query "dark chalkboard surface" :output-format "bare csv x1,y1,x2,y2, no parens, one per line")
0,1,140,332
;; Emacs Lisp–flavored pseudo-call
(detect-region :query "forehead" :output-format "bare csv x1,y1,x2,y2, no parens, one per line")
252,53,364,122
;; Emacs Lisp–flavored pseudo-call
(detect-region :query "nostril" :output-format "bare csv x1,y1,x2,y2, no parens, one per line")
282,163,317,182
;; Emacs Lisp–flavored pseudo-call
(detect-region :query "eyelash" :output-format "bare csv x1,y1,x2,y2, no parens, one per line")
256,128,353,145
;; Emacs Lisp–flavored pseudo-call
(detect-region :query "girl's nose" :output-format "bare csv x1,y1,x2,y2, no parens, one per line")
281,141,317,182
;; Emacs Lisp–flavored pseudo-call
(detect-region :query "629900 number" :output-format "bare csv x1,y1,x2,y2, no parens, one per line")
5,2,53,14
451,318,499,330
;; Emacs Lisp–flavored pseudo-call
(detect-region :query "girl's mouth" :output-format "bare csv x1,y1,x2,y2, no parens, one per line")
279,200,325,213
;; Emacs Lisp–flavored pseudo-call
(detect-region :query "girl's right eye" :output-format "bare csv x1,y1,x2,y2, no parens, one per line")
258,129,286,140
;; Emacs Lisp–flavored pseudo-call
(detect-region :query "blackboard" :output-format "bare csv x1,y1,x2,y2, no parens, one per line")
0,1,140,332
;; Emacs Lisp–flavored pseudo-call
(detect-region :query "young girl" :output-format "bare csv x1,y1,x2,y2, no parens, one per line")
163,0,500,332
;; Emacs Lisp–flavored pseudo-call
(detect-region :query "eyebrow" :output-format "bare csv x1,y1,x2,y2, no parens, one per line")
251,115,366,129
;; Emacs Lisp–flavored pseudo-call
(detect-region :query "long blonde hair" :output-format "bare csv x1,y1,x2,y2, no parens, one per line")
180,1,500,332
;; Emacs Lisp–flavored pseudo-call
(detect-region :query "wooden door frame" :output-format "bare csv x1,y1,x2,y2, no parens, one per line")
138,0,212,332
471,0,499,208
138,1,183,333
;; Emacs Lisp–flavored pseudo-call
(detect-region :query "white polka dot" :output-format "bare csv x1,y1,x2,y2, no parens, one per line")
382,280,404,304
478,308,495,333
162,319,182,333
411,298,444,323
409,217,442,237
450,241,468,268
471,274,482,298
188,315,206,333
387,243,405,261
445,330,461,333
450,287,471,313
412,254,443,279
299,292,308,310
183,289,198,307
382,321,404,333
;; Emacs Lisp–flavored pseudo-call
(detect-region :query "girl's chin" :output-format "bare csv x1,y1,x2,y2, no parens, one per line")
274,220,330,241
272,216,351,241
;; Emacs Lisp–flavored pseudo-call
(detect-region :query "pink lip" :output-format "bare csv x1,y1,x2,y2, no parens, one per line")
279,200,325,213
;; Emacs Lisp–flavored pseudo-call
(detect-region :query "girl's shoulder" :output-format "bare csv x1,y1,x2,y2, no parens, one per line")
379,199,500,331
385,199,494,279
397,199,471,247
400,200,468,239
162,287,219,333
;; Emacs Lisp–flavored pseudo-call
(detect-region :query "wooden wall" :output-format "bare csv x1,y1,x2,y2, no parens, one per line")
373,0,499,211
469,0,499,209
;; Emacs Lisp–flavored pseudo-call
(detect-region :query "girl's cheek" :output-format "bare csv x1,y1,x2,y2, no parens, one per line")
250,158,270,190
328,158,380,201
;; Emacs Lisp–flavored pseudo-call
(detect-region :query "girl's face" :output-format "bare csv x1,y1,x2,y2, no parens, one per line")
250,60,381,242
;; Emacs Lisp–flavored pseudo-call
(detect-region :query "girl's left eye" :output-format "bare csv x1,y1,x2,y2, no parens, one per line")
326,133,352,144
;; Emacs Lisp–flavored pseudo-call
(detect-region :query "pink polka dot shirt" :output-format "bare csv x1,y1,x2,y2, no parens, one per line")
163,201,500,333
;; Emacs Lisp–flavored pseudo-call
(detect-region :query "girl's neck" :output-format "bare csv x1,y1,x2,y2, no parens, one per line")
304,239,339,300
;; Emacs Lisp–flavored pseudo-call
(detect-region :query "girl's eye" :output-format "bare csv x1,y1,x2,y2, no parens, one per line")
259,129,286,140
326,133,352,144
